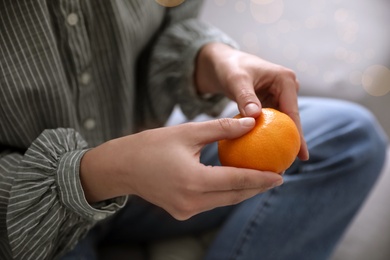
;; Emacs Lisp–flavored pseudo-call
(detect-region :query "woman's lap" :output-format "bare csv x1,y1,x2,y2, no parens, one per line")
62,97,388,260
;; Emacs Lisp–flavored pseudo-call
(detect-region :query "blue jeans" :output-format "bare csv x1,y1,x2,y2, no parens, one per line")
62,97,388,260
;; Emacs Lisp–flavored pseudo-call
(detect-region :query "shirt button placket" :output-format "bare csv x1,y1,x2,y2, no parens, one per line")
79,71,94,131
64,4,97,134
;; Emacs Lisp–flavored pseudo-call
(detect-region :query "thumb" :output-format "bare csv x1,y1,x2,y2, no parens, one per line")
192,117,255,145
233,87,262,118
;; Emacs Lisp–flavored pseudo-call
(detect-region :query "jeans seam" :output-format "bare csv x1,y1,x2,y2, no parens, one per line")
230,189,277,260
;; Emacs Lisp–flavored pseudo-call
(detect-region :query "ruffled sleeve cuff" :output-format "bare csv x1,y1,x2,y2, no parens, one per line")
7,128,127,259
57,149,127,221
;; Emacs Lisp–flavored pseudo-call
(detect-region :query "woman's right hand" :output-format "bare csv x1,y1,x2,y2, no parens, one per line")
80,117,283,220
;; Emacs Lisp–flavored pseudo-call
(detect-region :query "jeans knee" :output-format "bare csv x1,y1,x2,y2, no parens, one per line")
300,98,388,174
344,102,388,167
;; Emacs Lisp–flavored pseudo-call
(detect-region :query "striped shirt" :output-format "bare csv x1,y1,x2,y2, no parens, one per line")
0,0,236,259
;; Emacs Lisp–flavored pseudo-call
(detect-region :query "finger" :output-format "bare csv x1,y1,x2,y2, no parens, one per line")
167,187,274,221
184,166,283,216
196,188,270,213
200,165,283,192
227,79,262,117
278,78,309,160
167,166,283,220
190,117,256,145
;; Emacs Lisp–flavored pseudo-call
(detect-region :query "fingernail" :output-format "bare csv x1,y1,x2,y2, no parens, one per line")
272,178,284,188
238,117,255,127
244,103,259,116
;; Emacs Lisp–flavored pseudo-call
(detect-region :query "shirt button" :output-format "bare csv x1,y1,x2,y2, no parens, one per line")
94,213,105,221
79,72,91,85
83,118,96,130
67,13,79,26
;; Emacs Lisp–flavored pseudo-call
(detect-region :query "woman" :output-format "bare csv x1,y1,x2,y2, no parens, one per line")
0,1,387,259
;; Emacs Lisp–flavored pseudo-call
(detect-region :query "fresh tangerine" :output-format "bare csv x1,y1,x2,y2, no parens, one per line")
218,108,301,174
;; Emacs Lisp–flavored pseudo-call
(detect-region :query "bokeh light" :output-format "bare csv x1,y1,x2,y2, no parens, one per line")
349,70,363,86
362,65,390,96
235,1,246,13
337,21,359,44
334,8,349,23
334,48,361,64
305,14,327,29
250,0,284,24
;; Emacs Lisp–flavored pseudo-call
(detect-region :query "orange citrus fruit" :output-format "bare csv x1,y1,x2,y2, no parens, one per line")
218,108,301,174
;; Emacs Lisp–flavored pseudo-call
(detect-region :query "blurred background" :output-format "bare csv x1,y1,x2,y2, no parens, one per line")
199,1,390,259
200,0,390,137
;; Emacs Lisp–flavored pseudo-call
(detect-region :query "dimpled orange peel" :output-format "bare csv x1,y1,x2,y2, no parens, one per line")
218,108,301,174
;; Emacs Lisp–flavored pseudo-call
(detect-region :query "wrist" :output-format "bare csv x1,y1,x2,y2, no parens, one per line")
80,139,128,203
195,42,233,95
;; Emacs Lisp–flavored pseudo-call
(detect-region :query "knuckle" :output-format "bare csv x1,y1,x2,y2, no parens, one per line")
171,211,190,221
174,207,196,221
274,67,300,92
172,210,193,221
293,110,301,117
170,195,198,221
233,174,250,190
237,88,256,102
288,110,301,120
276,67,297,81
216,118,234,132
279,67,296,79
226,71,249,85
295,78,300,91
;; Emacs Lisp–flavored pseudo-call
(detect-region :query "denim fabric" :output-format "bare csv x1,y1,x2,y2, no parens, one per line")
62,97,388,260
